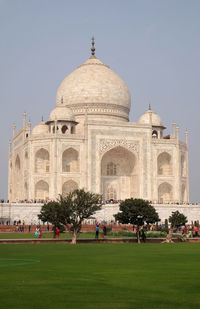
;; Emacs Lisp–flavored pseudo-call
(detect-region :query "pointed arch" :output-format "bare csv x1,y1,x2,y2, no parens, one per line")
157,152,172,176
158,182,173,203
24,151,28,175
35,148,50,173
62,180,78,196
35,180,49,200
101,146,138,200
15,154,20,171
62,148,79,172
14,154,21,201
61,125,68,134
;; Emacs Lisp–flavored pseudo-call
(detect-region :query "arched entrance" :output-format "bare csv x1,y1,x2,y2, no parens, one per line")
101,146,138,201
157,152,172,176
62,180,78,196
62,148,79,172
158,182,173,203
35,180,49,200
35,148,50,173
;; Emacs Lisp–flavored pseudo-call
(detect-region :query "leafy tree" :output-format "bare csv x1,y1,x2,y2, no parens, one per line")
164,219,169,233
38,189,101,244
38,201,66,237
169,211,187,228
114,198,160,243
163,211,187,243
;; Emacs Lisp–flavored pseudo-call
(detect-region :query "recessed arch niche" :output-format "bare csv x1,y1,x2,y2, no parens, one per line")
35,180,49,200
62,148,79,173
62,180,78,196
101,146,138,201
14,155,21,200
35,148,50,173
158,182,173,203
157,152,172,176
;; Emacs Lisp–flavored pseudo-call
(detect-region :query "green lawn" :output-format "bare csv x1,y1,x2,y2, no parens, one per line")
0,243,200,308
0,231,167,239
0,231,127,239
0,231,92,239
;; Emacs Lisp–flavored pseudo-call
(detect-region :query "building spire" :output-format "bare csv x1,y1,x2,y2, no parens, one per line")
91,36,95,56
148,104,151,111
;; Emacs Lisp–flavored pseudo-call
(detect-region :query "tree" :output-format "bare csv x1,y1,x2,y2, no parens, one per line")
114,198,160,243
38,201,66,236
164,219,169,233
163,211,187,243
38,189,102,244
169,211,187,228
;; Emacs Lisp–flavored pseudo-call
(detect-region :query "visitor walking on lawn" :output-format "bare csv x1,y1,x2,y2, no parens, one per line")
55,226,60,238
35,226,40,238
103,225,107,236
194,226,199,237
140,228,146,243
95,224,99,239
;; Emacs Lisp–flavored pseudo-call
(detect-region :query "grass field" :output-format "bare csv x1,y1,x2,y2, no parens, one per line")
0,243,200,309
0,231,167,239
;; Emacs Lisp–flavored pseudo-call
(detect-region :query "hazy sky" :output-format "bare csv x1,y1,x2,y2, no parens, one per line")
0,0,199,202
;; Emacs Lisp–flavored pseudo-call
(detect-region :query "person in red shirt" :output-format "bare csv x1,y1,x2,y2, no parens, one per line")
39,226,42,238
183,226,187,235
55,226,60,238
194,226,198,237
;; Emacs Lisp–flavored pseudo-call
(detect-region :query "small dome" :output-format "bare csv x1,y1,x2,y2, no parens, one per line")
138,109,163,127
49,107,75,122
32,122,49,135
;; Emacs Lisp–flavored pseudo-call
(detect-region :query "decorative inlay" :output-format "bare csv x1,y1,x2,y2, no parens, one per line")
99,139,139,155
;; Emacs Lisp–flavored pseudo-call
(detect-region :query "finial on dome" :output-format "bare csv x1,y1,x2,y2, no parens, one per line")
41,115,44,122
91,36,95,56
148,104,151,111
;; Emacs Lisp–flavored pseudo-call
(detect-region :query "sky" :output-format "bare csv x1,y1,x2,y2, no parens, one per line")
0,0,199,202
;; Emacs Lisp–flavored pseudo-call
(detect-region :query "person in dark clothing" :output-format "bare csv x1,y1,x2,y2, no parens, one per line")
95,225,99,239
103,225,107,236
141,228,146,243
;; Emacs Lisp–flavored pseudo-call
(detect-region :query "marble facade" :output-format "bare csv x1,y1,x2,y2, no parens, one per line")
8,41,189,209
0,203,200,225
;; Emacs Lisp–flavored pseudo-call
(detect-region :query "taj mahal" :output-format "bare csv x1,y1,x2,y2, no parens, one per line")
2,39,197,224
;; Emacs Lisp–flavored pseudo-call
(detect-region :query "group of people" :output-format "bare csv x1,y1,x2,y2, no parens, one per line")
14,220,25,232
14,199,54,204
34,225,60,239
181,225,199,238
35,226,42,238
95,224,107,239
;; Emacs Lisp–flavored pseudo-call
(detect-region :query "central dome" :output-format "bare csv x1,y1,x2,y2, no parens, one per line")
56,53,131,122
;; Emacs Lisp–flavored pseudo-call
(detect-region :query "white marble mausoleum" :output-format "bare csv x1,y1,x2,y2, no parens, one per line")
8,39,189,205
